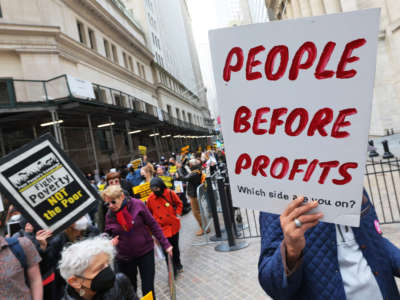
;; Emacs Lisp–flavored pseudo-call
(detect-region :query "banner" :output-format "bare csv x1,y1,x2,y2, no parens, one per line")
209,9,380,226
159,176,173,188
66,75,95,99
130,158,142,171
133,182,152,202
0,134,98,234
138,145,147,156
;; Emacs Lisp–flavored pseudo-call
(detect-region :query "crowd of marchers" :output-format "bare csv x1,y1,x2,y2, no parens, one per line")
0,149,226,300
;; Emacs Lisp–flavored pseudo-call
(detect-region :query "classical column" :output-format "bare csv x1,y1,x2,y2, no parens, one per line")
291,0,303,18
299,0,312,17
309,0,325,16
322,0,342,14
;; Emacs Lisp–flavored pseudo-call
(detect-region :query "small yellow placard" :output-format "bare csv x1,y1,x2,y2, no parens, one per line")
138,145,147,156
133,182,151,202
159,176,173,188
141,291,153,300
168,165,177,175
130,158,142,170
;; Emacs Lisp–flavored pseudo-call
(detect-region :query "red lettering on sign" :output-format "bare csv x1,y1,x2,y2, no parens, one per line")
331,108,357,138
253,107,271,135
307,108,334,137
252,155,270,177
235,153,251,174
223,47,244,82
333,162,358,185
265,45,289,81
289,41,317,80
337,38,366,79
246,45,265,81
233,106,251,132
315,41,336,79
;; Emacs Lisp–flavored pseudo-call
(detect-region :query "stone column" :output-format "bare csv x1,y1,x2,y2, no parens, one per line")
322,0,342,14
286,1,294,19
299,0,312,17
309,0,325,16
292,0,303,18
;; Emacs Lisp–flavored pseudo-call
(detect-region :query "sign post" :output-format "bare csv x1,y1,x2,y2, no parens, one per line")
209,9,380,226
0,134,98,234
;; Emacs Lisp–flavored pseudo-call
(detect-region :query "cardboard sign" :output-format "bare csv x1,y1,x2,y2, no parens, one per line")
209,9,380,226
168,165,177,175
138,145,147,156
130,158,142,171
0,134,98,234
159,176,173,188
133,182,151,202
174,181,184,194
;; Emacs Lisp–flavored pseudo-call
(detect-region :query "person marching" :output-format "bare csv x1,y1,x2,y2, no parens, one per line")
147,177,183,277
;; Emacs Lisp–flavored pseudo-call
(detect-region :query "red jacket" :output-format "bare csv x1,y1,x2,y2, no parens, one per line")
147,189,183,238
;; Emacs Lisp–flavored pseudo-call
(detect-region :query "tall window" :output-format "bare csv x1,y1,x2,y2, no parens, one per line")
111,44,118,63
128,56,133,72
88,28,96,50
176,108,180,120
141,65,146,80
137,62,141,76
103,39,111,59
167,105,172,115
123,52,128,68
182,111,186,122
77,21,86,44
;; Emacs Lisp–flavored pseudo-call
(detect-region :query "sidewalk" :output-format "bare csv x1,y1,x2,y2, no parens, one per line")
149,212,400,300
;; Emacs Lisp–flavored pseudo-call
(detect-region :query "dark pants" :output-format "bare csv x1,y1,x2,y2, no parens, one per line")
163,232,182,275
117,250,156,299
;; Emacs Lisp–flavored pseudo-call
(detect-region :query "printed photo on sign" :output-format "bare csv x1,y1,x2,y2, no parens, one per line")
0,134,98,234
209,9,380,226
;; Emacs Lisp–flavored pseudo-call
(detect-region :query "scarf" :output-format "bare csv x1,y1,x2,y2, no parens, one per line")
115,199,133,232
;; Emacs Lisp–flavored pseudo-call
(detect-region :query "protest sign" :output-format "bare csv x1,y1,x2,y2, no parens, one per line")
130,158,142,171
159,176,173,188
209,9,380,226
181,145,189,155
138,145,147,156
174,181,184,194
0,134,98,234
168,165,177,175
133,182,152,202
141,292,153,300
206,145,211,151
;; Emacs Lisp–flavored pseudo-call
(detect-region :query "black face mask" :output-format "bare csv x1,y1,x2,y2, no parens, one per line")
90,266,115,293
154,190,163,197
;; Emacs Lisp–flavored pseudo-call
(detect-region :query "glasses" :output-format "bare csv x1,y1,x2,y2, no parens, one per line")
105,200,117,207
108,179,120,185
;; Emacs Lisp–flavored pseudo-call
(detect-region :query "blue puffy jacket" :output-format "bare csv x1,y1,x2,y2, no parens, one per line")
258,190,400,300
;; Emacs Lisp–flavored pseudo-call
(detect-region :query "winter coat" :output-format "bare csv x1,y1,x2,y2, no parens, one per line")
258,190,400,300
178,167,202,198
61,273,139,300
147,188,183,238
105,197,171,261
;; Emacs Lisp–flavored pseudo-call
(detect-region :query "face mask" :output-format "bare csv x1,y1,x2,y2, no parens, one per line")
154,190,163,197
90,266,115,292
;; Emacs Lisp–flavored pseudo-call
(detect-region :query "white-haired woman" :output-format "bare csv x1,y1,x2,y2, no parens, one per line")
59,236,139,300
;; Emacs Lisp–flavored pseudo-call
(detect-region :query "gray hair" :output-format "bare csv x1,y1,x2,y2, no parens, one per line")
59,236,115,280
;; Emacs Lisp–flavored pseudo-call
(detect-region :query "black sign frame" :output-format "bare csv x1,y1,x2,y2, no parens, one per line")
0,134,99,234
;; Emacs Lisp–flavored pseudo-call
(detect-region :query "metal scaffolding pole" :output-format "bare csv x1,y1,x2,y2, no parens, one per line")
125,120,134,155
109,117,119,165
87,114,100,175
50,110,64,149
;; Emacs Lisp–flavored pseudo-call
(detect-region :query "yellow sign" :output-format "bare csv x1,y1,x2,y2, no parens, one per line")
130,158,142,170
141,291,153,300
159,176,173,188
133,182,151,202
198,146,202,152
168,165,177,175
207,145,211,151
181,145,190,155
138,145,147,156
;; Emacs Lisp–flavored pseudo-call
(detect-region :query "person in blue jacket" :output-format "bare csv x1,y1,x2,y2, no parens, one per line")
126,156,147,187
258,189,400,300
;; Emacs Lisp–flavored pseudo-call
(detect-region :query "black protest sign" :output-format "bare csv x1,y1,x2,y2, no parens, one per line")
0,134,98,234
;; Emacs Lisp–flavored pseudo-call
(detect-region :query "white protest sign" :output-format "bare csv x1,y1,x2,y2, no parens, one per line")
209,9,380,226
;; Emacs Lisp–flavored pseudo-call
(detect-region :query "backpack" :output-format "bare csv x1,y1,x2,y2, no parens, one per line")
5,237,29,287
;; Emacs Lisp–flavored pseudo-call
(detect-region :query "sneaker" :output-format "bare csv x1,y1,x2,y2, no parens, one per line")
177,265,184,273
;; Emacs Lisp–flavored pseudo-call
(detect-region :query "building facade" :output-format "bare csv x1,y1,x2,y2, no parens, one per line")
267,0,400,136
0,0,213,172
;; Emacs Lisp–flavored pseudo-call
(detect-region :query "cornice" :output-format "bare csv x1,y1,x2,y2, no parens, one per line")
64,0,154,61
156,83,202,111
